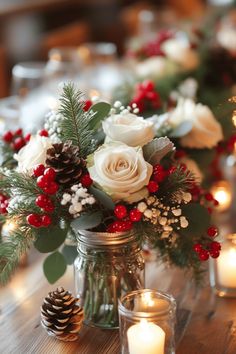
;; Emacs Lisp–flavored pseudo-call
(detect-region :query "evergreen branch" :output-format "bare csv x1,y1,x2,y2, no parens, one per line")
0,227,33,284
59,83,96,157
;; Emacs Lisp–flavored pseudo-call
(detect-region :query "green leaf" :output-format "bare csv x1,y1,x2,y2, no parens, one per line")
43,251,67,284
180,203,210,237
71,211,103,231
143,137,174,165
34,226,67,253
90,185,115,210
89,102,111,130
62,245,78,265
170,121,193,138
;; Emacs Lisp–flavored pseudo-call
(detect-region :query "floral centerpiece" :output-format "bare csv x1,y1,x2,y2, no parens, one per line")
0,84,220,326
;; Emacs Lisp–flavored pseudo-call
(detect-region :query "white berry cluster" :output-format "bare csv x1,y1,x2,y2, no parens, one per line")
137,195,189,239
172,191,192,204
7,195,30,213
61,184,96,218
110,101,140,116
44,110,63,143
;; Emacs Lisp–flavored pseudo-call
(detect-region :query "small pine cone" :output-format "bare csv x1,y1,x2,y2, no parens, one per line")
41,287,84,341
46,142,85,188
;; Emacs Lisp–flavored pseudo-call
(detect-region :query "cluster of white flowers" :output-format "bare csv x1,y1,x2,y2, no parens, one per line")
7,195,30,212
44,110,63,143
61,184,96,218
110,101,140,115
137,195,189,239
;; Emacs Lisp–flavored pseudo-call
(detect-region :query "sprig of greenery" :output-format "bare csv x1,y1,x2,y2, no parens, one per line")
59,83,97,157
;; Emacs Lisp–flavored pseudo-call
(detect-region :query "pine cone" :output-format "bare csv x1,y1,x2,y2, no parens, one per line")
46,142,85,187
41,287,84,341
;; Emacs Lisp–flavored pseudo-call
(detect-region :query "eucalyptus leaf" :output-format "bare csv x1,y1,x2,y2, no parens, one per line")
143,137,174,165
90,185,115,210
34,226,67,253
170,121,193,138
43,251,67,284
71,211,103,232
62,245,78,265
89,102,111,130
180,203,210,237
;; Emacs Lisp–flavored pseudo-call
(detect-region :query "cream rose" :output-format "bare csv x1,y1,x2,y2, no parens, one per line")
102,113,155,147
135,56,177,78
14,135,53,173
168,98,223,149
217,26,236,52
87,143,153,203
162,38,199,70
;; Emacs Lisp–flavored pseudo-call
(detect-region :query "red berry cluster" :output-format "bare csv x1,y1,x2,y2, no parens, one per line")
107,205,143,233
147,163,176,195
83,100,92,112
34,165,59,195
38,129,49,137
26,165,58,228
130,80,161,113
189,184,218,213
3,129,30,151
141,30,174,58
0,193,9,214
193,226,221,261
80,173,93,188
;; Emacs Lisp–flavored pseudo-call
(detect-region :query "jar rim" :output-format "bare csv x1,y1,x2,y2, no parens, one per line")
118,289,176,319
77,230,137,246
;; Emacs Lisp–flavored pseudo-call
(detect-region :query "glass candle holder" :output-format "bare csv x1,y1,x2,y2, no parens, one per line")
118,289,176,354
210,234,236,298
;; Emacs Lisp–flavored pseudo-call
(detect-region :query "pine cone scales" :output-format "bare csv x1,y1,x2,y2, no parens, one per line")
41,287,84,341
46,142,85,187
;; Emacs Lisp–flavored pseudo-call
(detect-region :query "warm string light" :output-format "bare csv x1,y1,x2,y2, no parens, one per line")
210,181,232,212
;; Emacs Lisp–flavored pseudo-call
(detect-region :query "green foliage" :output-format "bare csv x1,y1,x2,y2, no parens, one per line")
180,203,210,237
0,142,16,169
43,251,67,284
0,228,33,284
62,245,78,265
59,83,96,157
71,211,103,232
88,102,111,130
90,185,115,210
34,225,67,253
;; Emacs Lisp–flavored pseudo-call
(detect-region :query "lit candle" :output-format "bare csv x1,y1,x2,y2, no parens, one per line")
217,248,236,288
127,319,165,354
210,181,232,212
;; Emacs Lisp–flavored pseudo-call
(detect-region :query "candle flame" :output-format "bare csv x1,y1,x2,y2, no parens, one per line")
142,292,155,307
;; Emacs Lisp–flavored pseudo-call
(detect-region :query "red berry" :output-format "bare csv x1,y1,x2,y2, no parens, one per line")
209,241,221,251
0,194,7,202
83,100,92,112
142,80,155,91
122,220,133,231
153,164,166,182
13,137,25,151
43,182,59,195
213,199,219,206
147,180,159,193
43,202,55,213
3,131,13,143
174,150,186,159
33,164,45,177
199,250,209,261
114,205,127,219
0,202,8,213
24,133,31,142
193,243,202,253
39,129,49,137
44,167,56,181
80,174,93,188
35,194,50,208
37,175,50,189
207,226,218,238
205,193,214,201
167,166,177,175
210,250,220,259
27,214,42,227
207,207,213,214
41,215,52,227
15,128,23,136
129,208,142,222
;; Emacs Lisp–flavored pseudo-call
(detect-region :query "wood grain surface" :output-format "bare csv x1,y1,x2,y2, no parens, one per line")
0,252,236,354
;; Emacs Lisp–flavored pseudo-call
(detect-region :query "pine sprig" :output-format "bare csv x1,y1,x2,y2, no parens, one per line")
59,83,96,157
0,227,33,284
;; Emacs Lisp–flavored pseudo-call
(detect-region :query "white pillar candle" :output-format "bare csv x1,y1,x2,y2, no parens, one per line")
217,248,236,288
127,319,165,354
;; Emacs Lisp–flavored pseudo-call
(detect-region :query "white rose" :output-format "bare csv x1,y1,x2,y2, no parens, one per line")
135,56,177,78
88,143,153,203
168,98,223,149
162,38,199,70
14,135,53,173
217,26,236,52
102,113,155,147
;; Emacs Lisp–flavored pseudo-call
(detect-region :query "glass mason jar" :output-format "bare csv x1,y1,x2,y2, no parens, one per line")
210,233,236,298
118,289,176,354
74,230,145,329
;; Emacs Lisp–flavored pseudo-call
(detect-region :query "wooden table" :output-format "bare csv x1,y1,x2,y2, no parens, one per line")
1,252,236,354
